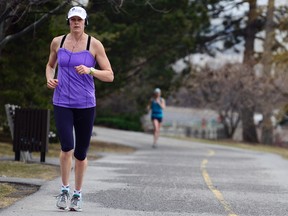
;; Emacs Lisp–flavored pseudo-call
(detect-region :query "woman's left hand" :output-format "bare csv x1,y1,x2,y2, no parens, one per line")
75,65,89,75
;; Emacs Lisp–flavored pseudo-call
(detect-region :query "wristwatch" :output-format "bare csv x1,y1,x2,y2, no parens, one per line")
89,67,96,76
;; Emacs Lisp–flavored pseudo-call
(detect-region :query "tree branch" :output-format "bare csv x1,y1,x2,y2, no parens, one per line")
0,0,70,49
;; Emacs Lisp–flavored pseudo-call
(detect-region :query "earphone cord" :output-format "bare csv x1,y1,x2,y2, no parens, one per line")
63,33,84,104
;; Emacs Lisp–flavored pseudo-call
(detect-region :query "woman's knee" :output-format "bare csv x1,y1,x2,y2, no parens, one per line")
61,144,74,152
74,151,87,161
154,126,160,133
60,150,73,159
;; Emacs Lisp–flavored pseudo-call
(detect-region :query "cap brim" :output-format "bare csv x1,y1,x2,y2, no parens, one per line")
68,13,86,19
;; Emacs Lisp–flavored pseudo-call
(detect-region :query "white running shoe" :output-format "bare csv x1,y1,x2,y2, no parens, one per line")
55,190,70,210
69,194,82,212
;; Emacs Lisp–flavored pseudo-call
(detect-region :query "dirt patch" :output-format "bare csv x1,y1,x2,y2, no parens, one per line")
0,183,38,209
8,183,39,198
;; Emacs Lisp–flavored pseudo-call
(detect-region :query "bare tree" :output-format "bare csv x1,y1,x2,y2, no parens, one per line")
198,63,254,139
0,0,127,51
180,61,286,142
0,0,71,52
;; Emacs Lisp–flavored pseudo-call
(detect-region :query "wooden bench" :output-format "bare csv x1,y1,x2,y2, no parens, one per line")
5,104,50,162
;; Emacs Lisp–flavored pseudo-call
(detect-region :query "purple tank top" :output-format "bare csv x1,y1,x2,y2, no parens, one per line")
53,36,97,108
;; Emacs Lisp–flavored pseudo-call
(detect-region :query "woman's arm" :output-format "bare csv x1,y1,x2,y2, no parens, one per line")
46,37,60,89
159,98,166,109
75,37,114,82
92,39,114,82
147,99,152,112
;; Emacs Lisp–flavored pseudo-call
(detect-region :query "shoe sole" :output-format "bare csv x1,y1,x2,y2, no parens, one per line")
57,207,68,211
70,207,82,212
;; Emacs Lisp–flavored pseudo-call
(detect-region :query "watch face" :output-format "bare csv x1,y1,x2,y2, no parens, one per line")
89,68,94,75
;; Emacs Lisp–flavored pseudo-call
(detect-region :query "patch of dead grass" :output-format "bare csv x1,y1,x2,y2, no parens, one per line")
0,161,60,180
0,183,38,209
0,142,13,157
0,183,17,209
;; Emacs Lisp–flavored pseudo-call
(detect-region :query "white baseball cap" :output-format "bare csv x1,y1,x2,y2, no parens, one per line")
154,88,161,94
67,6,87,19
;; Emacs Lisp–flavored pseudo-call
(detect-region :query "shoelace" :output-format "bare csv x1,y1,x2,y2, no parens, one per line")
61,194,67,202
71,196,80,206
55,191,69,202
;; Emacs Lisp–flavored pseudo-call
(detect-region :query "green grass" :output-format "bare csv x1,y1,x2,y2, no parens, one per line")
95,113,144,132
96,117,143,131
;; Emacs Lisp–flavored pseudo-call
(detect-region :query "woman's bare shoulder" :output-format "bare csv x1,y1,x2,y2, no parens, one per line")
51,35,66,47
89,36,107,58
90,36,105,49
52,35,65,42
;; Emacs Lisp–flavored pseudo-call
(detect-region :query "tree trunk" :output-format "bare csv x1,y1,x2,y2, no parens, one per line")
219,111,240,139
243,0,258,64
260,0,275,145
241,0,258,143
261,112,274,144
262,0,275,75
241,106,258,143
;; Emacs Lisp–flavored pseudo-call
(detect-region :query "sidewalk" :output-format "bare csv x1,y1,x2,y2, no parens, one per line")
1,127,288,216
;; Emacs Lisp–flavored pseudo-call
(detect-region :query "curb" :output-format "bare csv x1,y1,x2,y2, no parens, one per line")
0,177,46,187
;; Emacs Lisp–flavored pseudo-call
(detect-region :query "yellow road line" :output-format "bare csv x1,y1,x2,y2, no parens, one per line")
208,149,215,156
201,153,238,216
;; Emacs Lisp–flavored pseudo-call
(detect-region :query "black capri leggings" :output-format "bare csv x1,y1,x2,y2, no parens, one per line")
54,105,96,161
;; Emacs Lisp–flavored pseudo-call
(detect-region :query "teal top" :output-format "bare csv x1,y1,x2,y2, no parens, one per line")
151,98,163,119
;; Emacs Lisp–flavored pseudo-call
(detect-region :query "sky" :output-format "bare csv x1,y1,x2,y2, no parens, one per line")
258,0,287,6
173,0,288,72
73,0,89,7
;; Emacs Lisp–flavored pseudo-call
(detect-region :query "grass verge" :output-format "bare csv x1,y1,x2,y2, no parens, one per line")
168,136,288,160
0,161,59,180
0,140,135,210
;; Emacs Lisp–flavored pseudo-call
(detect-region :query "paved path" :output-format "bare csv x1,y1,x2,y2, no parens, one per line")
1,127,288,216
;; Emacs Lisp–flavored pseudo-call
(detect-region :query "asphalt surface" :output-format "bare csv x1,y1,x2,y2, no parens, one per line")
1,127,288,216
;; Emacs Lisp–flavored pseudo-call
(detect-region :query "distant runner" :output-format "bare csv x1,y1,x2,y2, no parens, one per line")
147,88,166,148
